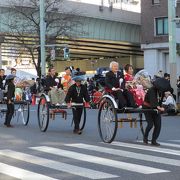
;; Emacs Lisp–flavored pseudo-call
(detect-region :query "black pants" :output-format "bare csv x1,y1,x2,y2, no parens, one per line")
72,107,83,130
113,89,136,109
144,111,161,142
5,103,14,125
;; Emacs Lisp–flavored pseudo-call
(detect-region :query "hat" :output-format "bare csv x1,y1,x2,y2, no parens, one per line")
6,74,16,80
72,75,85,82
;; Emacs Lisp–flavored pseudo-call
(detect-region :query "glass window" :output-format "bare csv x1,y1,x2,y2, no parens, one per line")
152,0,160,5
164,18,168,34
155,17,168,36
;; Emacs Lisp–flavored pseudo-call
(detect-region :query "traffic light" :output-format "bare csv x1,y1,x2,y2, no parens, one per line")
50,48,55,60
63,47,70,59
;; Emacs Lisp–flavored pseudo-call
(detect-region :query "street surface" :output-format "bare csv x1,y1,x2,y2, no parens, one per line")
0,105,180,180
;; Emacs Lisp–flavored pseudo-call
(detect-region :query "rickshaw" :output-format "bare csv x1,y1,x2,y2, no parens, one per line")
98,70,158,143
0,84,31,126
37,94,86,132
37,75,87,132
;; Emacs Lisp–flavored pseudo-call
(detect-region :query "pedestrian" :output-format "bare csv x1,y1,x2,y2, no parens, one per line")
162,91,177,115
0,69,6,102
65,76,90,134
177,76,180,102
4,74,16,128
142,78,166,146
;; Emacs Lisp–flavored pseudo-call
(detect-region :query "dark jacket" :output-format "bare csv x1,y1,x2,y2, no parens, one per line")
143,86,159,109
7,81,15,101
44,75,57,91
65,84,90,103
0,75,6,89
105,70,125,91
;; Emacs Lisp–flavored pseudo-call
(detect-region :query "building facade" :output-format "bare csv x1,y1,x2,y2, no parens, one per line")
0,0,142,74
141,0,180,77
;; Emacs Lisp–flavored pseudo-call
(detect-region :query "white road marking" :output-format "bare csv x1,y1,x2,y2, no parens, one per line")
66,143,180,167
30,146,169,174
0,162,58,180
111,141,180,156
137,140,180,148
0,150,118,179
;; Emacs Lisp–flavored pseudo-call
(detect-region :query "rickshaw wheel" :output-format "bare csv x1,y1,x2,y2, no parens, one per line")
139,112,146,138
79,107,86,130
37,95,49,132
21,102,30,125
98,98,118,143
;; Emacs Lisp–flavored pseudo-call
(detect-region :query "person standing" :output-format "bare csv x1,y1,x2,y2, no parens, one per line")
65,76,90,134
177,76,180,102
142,81,165,146
4,74,16,128
0,69,6,102
0,69,6,88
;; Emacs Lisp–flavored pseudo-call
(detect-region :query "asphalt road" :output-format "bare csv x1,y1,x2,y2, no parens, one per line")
0,105,180,180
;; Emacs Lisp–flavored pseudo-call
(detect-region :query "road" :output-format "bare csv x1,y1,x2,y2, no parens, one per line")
0,105,180,180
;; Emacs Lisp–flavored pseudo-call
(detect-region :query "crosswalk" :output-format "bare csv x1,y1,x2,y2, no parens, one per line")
0,140,180,179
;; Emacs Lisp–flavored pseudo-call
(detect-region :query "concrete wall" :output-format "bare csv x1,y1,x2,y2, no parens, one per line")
0,0,141,25
143,43,180,77
53,56,143,73
0,2,141,43
141,0,180,44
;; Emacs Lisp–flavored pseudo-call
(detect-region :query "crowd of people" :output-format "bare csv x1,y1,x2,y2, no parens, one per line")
0,62,180,142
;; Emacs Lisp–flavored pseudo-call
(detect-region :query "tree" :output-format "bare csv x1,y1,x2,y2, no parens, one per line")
2,0,85,77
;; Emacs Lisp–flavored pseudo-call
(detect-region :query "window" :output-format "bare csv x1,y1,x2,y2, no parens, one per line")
152,0,160,5
155,17,168,36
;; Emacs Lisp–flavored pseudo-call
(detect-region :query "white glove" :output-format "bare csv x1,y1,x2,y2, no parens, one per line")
55,78,59,83
119,78,123,87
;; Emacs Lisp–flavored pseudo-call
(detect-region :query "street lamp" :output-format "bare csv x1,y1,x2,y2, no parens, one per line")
168,0,177,95
40,0,46,76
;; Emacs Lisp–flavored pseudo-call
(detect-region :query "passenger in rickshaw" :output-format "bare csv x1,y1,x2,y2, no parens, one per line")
124,64,134,82
10,68,25,101
124,64,145,107
61,67,73,93
44,67,65,105
10,68,34,101
65,76,90,134
105,61,136,109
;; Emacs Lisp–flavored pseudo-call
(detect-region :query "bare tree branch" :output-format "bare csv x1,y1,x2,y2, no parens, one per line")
2,0,86,77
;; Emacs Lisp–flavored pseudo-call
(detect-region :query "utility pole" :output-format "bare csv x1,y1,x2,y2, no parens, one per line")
40,0,46,76
0,45,2,69
168,0,177,96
